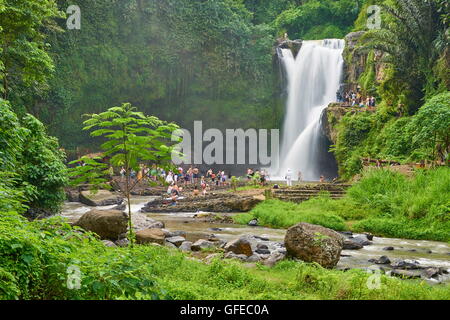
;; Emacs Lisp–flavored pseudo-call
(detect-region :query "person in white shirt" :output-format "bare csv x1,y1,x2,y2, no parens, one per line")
165,171,174,184
286,168,292,186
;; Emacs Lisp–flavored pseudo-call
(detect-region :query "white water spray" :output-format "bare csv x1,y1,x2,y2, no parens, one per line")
272,39,345,181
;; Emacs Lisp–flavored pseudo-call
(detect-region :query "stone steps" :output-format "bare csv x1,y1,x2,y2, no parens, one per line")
271,183,350,203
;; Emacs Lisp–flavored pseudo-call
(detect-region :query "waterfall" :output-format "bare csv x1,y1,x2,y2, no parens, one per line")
273,39,345,181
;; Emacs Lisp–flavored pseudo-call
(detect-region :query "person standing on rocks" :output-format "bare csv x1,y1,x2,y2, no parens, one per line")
286,168,292,186
200,177,209,196
193,167,200,184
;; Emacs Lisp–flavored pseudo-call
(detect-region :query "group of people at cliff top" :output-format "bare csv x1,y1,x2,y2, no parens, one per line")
336,86,376,108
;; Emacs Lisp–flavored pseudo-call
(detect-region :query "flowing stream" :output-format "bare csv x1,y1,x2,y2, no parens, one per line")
273,39,344,181
61,196,450,283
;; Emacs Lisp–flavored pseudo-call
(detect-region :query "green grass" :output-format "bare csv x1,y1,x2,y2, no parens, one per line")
1,211,449,300
235,168,450,242
233,197,347,231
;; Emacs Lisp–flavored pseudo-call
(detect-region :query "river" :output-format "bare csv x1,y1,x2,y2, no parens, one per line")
60,195,450,284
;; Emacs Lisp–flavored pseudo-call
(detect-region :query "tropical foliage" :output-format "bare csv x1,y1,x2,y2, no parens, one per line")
68,103,181,243
0,99,67,216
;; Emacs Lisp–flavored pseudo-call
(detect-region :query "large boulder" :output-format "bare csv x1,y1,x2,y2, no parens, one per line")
224,238,253,257
135,228,166,245
79,190,123,206
284,222,344,268
75,209,128,240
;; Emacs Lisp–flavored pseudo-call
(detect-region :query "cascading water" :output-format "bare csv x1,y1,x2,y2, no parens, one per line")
273,39,345,181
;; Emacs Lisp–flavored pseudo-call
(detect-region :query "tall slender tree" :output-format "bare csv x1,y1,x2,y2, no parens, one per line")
69,103,182,245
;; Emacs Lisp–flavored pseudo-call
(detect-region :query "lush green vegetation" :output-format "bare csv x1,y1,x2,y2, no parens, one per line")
2,211,449,300
0,0,449,301
0,99,67,216
333,0,449,178
0,0,371,154
234,198,347,230
236,168,450,242
274,0,364,39
332,92,450,179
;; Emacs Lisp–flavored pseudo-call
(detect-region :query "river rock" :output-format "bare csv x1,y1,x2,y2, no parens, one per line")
112,202,126,211
422,267,442,279
368,255,391,265
248,219,258,227
224,252,248,261
166,236,186,247
383,246,394,251
75,209,128,240
246,254,262,263
132,212,165,231
284,222,344,268
224,238,253,257
165,242,177,249
179,241,193,252
263,252,286,267
364,233,374,241
79,190,124,206
168,230,187,237
350,235,372,246
115,238,129,247
255,248,271,255
135,228,166,245
191,239,217,251
66,189,80,202
102,240,117,247
390,260,423,270
390,269,422,279
343,239,364,250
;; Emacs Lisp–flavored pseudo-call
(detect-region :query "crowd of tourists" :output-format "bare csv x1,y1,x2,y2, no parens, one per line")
336,86,376,108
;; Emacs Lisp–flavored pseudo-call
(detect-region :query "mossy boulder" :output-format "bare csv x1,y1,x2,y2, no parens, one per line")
75,209,128,240
284,222,344,268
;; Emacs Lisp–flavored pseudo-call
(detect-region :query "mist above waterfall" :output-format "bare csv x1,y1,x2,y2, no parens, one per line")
273,39,345,181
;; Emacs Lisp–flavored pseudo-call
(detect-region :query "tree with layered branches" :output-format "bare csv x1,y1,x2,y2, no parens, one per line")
69,102,182,245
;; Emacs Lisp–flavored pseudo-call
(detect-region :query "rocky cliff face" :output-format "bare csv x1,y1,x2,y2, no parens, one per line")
320,103,350,145
320,32,386,145
342,31,385,92
277,39,303,57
